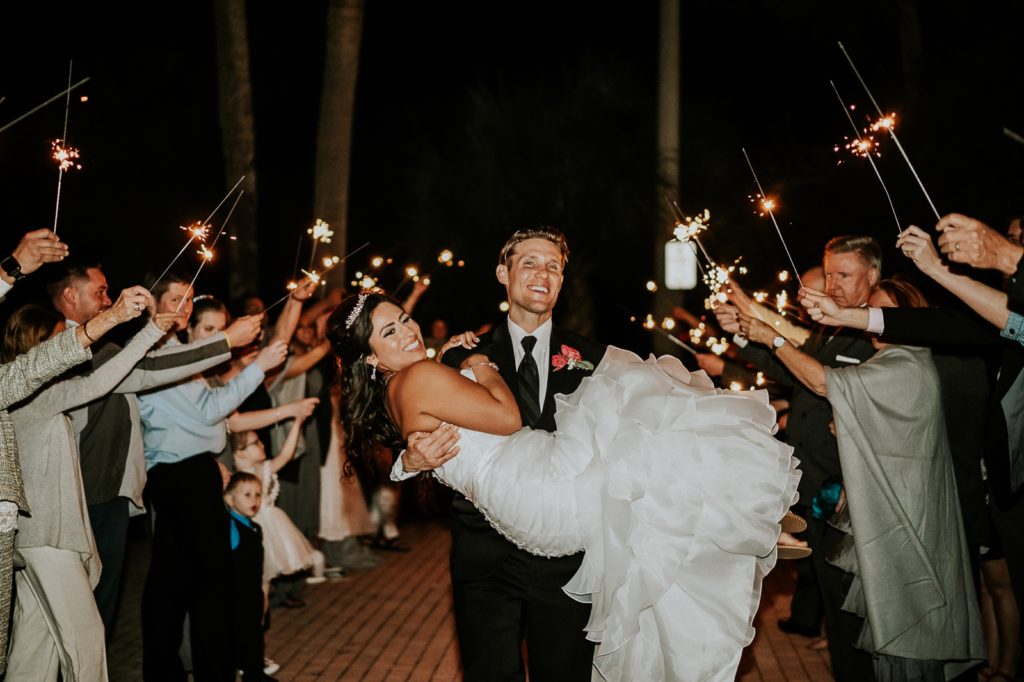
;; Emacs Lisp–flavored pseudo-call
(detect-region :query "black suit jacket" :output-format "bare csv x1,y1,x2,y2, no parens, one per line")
740,326,876,503
442,320,606,581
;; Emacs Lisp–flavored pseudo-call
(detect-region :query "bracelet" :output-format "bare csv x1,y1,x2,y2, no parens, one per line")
223,330,232,349
466,361,498,371
82,320,97,343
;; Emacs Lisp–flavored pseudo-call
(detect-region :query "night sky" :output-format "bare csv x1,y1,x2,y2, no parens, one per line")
2,2,1022,350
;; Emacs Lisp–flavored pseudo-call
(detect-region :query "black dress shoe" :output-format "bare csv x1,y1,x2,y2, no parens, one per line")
777,618,819,637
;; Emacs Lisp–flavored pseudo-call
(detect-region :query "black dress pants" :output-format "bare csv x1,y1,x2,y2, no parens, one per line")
142,454,234,681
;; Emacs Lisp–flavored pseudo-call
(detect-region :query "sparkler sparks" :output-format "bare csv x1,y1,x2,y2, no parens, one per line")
308,219,333,244
870,113,896,132
181,222,211,242
741,148,804,288
198,245,214,262
51,140,81,171
672,208,711,242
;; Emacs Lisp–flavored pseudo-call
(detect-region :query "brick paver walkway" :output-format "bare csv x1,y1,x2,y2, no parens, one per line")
109,520,832,680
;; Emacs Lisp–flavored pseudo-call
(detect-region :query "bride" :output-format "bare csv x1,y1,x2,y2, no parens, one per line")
327,291,799,681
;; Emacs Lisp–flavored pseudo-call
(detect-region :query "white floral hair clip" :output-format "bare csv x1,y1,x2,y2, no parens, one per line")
345,292,369,330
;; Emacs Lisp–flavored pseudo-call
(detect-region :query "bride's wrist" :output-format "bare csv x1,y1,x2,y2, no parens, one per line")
467,361,499,372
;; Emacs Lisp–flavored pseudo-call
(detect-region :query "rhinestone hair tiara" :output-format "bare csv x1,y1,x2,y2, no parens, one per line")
344,292,369,330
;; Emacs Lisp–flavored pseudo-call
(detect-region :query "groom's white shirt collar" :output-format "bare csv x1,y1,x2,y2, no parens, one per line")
507,317,552,409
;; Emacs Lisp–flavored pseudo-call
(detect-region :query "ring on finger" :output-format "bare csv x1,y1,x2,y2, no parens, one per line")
955,242,961,252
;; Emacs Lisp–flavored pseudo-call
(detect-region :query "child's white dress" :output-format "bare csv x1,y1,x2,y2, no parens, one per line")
250,461,324,582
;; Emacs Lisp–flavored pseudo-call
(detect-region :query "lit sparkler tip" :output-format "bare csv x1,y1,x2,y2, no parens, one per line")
307,219,334,244
405,266,418,278
51,139,82,171
438,249,454,263
371,256,384,268
645,280,658,292
198,245,214,262
661,317,676,331
871,113,896,132
672,208,711,243
778,270,790,282
286,281,298,291
180,222,212,242
322,256,334,268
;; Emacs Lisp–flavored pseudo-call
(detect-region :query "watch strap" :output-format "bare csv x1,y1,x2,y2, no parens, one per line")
0,255,24,281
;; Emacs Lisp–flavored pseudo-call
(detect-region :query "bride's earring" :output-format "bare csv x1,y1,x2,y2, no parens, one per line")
371,364,377,381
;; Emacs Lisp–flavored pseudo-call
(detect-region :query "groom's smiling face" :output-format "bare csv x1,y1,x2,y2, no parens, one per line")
497,237,565,319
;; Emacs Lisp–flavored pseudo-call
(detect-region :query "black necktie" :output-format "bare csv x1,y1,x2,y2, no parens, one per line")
517,336,541,426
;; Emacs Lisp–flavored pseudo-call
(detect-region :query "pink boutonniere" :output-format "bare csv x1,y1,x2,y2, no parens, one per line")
551,344,594,372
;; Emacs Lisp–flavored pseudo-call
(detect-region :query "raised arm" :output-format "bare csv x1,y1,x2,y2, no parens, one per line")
389,357,521,437
738,313,827,396
190,341,287,425
267,416,308,475
226,397,319,433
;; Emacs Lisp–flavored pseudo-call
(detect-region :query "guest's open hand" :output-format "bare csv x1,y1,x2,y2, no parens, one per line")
712,302,741,335
896,226,943,276
254,339,289,372
12,228,69,275
402,422,461,473
799,287,844,327
109,286,153,324
737,313,774,345
936,212,1024,274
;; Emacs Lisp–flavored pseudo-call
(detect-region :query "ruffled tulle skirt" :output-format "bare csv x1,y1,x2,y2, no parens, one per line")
434,346,800,681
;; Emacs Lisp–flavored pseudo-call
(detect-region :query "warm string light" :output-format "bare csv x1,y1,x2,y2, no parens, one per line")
827,81,901,235
741,148,804,288
837,42,940,221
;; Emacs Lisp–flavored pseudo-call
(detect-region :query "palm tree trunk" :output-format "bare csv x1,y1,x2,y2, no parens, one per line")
315,0,365,286
214,0,259,298
654,0,681,354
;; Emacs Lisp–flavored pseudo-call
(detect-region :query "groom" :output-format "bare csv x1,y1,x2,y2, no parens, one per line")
395,227,604,681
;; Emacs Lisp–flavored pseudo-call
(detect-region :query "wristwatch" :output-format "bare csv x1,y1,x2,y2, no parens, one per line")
770,334,786,352
0,254,25,282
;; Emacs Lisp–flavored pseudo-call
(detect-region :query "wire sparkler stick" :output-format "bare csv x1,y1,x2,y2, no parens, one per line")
149,176,246,292
0,77,90,135
830,81,902,236
263,241,371,314
175,191,245,314
837,41,940,221
741,148,803,288
52,62,75,236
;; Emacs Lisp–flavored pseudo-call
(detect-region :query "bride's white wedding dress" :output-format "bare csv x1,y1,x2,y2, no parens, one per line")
432,346,800,681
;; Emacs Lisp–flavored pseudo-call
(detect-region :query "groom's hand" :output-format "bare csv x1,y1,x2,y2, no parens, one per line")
401,422,461,473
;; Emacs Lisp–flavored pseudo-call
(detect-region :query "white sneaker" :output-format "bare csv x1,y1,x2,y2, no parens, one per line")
264,658,281,675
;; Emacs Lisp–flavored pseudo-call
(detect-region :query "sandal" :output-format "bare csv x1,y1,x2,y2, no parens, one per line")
777,544,812,560
781,510,807,534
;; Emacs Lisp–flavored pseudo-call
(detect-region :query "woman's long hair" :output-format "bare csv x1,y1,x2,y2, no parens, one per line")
326,292,406,477
0,304,63,362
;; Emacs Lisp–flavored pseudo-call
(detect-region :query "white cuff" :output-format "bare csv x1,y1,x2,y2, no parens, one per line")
865,307,885,335
0,278,13,302
389,452,418,482
0,501,18,533
732,333,749,348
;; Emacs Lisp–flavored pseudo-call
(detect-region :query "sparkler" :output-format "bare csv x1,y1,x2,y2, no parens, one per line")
830,81,902,235
175,191,246,313
307,219,334,269
52,61,76,236
837,42,940,221
264,242,371,315
149,176,246,293
0,77,90,135
665,197,716,269
741,148,803,288
630,313,697,356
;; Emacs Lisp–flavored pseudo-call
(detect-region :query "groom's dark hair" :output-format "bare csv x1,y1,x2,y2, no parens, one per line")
498,227,569,267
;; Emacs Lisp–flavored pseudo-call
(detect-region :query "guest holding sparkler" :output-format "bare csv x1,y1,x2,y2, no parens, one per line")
46,262,263,641
138,286,288,680
715,235,880,681
1,289,177,682
744,279,985,679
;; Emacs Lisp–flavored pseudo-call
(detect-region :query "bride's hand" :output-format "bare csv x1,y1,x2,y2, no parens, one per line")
460,353,494,371
438,331,480,361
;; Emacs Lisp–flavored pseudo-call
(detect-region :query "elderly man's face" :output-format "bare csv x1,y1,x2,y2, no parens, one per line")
824,251,877,308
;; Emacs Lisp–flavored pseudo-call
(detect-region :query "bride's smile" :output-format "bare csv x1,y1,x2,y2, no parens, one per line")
367,301,428,374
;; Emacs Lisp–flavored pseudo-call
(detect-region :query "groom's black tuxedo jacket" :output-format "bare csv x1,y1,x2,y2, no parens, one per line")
442,321,606,581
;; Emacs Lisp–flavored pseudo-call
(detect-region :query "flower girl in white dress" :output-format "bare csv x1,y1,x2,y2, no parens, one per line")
232,416,325,584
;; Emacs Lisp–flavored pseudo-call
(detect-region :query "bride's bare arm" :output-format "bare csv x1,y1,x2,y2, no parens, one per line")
389,358,521,437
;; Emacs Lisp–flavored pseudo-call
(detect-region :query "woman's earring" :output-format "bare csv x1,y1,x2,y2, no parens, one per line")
371,365,377,381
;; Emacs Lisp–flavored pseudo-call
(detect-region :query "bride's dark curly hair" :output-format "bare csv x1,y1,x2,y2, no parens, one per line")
327,291,406,477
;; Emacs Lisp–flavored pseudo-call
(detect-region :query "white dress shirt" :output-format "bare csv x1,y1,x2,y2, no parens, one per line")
506,317,553,411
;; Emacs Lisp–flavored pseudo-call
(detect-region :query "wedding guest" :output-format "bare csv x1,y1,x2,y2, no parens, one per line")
0,227,71,673
2,289,169,682
138,286,288,680
48,264,261,639
716,235,880,681
768,279,986,678
223,472,275,681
